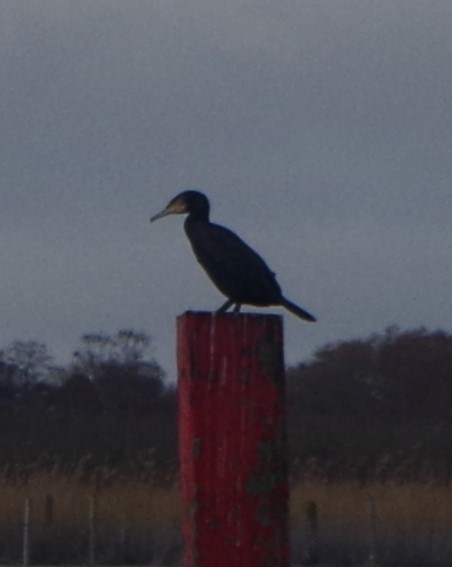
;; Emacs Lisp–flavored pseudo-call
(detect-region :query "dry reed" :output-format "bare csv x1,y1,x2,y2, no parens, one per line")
0,463,451,564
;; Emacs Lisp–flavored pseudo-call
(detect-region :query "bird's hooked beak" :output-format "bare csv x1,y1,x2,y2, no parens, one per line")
150,198,187,223
150,208,171,222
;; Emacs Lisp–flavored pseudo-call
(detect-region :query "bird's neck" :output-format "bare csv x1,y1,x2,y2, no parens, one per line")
186,210,210,223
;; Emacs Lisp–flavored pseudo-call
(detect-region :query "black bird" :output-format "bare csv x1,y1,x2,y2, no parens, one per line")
150,190,316,322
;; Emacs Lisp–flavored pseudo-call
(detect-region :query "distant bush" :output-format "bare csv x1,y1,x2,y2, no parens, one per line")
0,330,177,477
287,326,452,481
1,326,452,482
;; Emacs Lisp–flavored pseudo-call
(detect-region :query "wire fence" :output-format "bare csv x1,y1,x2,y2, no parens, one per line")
7,485,452,566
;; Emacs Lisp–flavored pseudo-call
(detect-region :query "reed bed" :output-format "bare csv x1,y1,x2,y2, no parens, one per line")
0,463,451,565
291,479,452,565
0,463,182,565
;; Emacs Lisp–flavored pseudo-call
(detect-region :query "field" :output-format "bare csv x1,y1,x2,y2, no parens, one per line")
290,479,452,565
1,466,452,566
0,466,182,565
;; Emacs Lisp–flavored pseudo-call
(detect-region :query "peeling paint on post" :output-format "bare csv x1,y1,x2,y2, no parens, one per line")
177,312,289,567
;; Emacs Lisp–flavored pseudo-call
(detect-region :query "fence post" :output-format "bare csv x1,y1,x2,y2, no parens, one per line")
45,494,54,524
367,497,377,566
177,312,289,567
23,498,31,567
305,500,319,565
88,494,96,567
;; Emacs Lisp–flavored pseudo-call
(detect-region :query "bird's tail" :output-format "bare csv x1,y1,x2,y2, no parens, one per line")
280,297,316,322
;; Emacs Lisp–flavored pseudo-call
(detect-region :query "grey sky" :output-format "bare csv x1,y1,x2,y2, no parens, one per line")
0,1,451,377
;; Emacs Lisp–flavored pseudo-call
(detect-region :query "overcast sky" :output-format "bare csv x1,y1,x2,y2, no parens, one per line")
0,1,451,377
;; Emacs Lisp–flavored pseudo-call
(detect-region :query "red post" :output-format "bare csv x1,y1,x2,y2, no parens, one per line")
177,312,289,567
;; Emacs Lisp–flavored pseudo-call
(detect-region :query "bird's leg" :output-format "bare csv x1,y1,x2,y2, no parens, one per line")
233,303,241,313
217,299,234,313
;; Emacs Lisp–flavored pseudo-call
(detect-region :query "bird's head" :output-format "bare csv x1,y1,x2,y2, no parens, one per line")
150,190,210,222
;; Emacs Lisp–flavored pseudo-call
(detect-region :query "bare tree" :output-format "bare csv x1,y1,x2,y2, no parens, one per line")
0,340,53,386
73,329,154,373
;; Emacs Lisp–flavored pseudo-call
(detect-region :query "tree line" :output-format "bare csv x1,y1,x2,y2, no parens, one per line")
1,326,452,482
287,326,452,481
0,330,177,480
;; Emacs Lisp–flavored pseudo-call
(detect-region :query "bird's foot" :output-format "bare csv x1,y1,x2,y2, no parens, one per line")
216,299,234,313
216,300,242,314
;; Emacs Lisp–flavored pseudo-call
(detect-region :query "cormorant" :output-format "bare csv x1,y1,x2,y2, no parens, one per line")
150,190,316,322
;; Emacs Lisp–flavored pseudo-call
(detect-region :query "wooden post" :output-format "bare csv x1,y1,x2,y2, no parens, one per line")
45,494,54,524
177,312,289,567
23,498,31,567
367,497,377,566
88,494,96,567
304,500,319,565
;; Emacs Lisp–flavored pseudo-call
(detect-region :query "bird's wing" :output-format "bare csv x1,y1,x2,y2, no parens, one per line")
189,222,270,272
185,221,281,302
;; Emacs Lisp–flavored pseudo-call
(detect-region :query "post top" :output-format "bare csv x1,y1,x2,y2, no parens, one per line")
177,310,283,322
